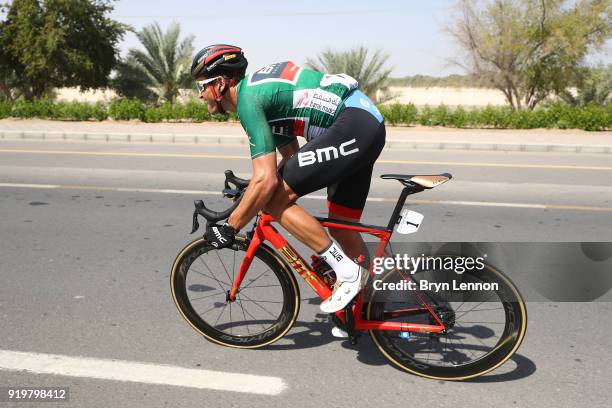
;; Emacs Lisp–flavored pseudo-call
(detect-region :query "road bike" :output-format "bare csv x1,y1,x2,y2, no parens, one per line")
170,170,527,380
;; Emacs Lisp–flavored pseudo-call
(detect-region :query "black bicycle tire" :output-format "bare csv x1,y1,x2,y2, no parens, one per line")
170,236,300,348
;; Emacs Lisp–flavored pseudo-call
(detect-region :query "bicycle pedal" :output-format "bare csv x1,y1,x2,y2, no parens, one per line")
343,302,361,345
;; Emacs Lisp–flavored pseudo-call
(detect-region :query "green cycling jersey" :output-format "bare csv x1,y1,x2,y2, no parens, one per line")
236,61,359,159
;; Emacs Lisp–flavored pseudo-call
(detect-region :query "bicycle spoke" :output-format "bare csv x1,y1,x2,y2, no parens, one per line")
189,291,224,301
215,250,233,285
240,267,273,290
443,269,450,303
232,250,236,282
237,294,268,331
236,296,251,334
237,299,283,304
455,322,494,351
190,268,230,287
214,303,228,326
457,321,505,324
198,303,224,318
197,257,231,290
238,292,279,319
443,336,465,366
455,335,479,360
453,284,480,313
454,292,498,320
455,306,502,321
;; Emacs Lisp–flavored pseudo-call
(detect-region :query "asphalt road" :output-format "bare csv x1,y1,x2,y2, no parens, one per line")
0,139,611,407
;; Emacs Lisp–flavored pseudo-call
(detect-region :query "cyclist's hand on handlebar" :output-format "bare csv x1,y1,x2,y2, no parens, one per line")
205,223,236,249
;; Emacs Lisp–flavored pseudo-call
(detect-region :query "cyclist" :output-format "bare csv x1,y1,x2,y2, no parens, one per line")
192,44,386,314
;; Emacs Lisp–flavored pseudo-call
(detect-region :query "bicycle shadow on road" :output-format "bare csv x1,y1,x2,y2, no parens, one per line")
265,315,349,351
263,315,400,367
462,352,536,383
354,344,537,382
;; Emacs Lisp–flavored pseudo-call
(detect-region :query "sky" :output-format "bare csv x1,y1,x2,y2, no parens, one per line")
1,0,610,77
109,0,466,77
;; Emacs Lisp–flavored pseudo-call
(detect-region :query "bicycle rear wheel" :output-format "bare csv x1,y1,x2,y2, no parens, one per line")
171,236,300,348
367,259,527,380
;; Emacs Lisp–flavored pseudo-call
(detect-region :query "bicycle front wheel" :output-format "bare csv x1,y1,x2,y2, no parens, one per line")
367,260,527,380
171,236,300,348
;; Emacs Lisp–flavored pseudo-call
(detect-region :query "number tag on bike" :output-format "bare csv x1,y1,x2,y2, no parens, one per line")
396,209,424,234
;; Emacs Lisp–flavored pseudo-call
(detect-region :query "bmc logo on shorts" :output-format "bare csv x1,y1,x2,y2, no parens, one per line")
297,139,359,167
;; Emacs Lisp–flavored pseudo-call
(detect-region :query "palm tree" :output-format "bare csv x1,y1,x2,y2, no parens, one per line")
305,46,393,100
114,22,194,103
559,65,612,107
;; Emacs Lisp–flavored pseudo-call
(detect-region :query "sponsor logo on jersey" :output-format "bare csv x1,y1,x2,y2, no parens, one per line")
293,89,342,115
297,139,359,167
268,117,310,137
247,61,302,86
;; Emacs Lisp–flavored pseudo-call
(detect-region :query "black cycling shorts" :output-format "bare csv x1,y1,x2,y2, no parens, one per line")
281,107,386,219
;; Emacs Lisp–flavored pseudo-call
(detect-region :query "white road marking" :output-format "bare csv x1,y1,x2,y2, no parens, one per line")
431,200,546,209
0,182,610,212
0,350,287,395
0,182,59,189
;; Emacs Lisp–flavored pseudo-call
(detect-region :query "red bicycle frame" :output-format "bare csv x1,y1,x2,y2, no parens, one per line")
227,208,446,334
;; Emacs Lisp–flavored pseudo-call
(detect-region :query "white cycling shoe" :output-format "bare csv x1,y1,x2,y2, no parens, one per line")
331,326,349,338
320,266,364,313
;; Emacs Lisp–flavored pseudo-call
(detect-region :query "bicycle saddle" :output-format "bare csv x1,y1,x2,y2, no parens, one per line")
381,173,452,189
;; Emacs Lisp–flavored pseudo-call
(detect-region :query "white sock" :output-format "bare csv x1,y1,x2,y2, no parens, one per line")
318,241,359,282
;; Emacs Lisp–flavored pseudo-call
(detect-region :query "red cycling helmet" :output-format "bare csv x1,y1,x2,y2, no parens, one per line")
191,44,248,82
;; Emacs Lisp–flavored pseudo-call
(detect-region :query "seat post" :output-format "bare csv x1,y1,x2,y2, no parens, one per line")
386,186,422,231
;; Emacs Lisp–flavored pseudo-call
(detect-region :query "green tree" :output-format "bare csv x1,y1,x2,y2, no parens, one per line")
560,65,612,106
448,0,611,109
112,22,194,103
305,46,393,99
0,0,126,100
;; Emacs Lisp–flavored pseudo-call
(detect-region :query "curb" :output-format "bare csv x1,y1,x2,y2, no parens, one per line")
1,130,611,154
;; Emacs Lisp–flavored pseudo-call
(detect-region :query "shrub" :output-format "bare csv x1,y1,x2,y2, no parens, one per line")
109,98,145,121
1,98,608,130
211,113,230,122
143,107,163,123
157,102,185,121
570,103,611,131
0,100,12,119
379,103,402,125
430,104,451,126
183,100,211,122
53,101,93,121
92,102,108,121
10,98,55,118
378,102,417,125
448,106,469,128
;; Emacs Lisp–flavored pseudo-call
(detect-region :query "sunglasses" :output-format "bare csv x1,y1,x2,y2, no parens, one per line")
196,76,221,93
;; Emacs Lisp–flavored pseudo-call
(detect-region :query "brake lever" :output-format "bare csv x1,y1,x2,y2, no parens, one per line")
222,188,241,199
191,210,200,234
